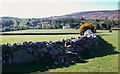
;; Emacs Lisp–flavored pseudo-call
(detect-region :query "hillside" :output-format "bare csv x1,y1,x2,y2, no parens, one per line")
48,10,119,20
1,10,119,32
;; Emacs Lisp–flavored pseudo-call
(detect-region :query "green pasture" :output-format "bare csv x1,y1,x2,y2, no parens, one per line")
0,29,113,44
2,29,79,33
1,29,119,73
0,34,79,44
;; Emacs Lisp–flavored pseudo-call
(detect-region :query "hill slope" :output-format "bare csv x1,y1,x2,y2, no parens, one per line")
48,10,119,20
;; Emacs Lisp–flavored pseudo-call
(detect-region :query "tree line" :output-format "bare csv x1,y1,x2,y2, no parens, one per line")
0,17,119,32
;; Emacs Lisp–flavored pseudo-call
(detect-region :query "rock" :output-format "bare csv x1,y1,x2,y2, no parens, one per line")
67,47,75,52
41,42,47,47
65,51,80,62
36,47,47,53
65,40,73,47
66,51,77,55
49,48,59,56
57,56,65,64
55,41,64,46
35,42,47,48
65,62,70,65
8,58,12,64
26,47,33,53
48,43,64,56
61,39,66,44
2,29,98,65
74,46,83,53
71,38,79,42
46,66,49,69
13,50,34,64
66,45,72,48
22,42,29,47
71,61,75,64
29,42,36,48
3,60,6,64
84,29,93,35
32,50,40,61
54,61,59,65
84,29,97,38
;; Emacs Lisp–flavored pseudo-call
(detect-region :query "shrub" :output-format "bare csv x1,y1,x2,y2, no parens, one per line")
79,22,96,35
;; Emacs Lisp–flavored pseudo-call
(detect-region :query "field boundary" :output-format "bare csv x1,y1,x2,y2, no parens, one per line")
0,33,79,35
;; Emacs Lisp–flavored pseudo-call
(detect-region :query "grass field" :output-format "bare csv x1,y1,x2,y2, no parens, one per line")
1,29,79,44
1,29,119,73
0,34,79,44
0,29,113,44
2,29,79,33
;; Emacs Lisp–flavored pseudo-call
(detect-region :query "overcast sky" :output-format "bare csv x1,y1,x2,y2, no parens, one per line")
0,0,119,18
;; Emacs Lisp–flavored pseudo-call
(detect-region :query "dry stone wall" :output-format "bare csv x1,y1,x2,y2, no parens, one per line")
1,29,98,65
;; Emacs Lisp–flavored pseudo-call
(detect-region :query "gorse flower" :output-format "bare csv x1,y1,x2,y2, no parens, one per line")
79,22,96,35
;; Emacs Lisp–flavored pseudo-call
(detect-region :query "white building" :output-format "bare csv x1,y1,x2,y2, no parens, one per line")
62,23,69,29
62,26,68,29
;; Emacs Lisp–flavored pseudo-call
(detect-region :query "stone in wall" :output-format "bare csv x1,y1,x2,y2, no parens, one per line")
2,29,98,65
12,50,34,64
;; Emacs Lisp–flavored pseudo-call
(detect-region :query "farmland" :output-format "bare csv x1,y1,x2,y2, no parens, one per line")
0,29,79,44
1,29,119,73
0,29,114,44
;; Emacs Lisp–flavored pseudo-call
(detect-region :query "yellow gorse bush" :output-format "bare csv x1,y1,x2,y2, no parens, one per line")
79,22,96,35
